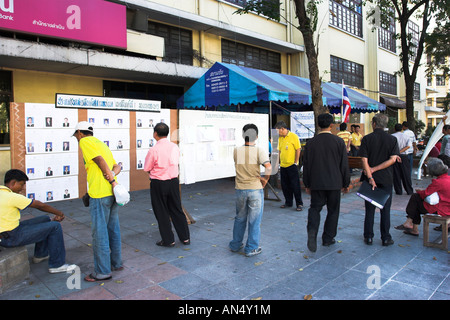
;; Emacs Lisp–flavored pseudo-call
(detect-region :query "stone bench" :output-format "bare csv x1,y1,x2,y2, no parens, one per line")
423,214,450,251
0,246,30,294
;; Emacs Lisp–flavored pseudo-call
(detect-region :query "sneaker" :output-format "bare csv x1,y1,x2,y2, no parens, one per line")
229,243,244,252
245,247,262,257
49,264,77,274
32,255,49,264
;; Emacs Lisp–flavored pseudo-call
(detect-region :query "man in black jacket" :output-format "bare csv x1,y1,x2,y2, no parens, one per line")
303,113,350,252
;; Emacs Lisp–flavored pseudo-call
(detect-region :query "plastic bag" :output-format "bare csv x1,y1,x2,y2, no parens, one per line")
113,183,130,206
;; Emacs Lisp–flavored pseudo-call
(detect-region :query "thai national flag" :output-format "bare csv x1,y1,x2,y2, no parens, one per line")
342,87,351,123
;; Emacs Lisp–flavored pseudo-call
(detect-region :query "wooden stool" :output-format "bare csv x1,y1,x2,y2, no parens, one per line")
423,214,450,251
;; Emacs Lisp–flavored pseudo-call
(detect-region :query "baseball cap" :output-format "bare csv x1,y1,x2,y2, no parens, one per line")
73,121,94,136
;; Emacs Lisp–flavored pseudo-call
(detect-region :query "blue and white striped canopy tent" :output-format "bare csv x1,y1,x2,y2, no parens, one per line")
176,62,385,113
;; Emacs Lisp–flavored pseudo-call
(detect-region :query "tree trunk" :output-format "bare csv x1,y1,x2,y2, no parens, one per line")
293,0,327,134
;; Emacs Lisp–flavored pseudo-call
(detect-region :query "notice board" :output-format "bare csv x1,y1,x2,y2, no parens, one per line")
10,102,174,202
178,110,269,184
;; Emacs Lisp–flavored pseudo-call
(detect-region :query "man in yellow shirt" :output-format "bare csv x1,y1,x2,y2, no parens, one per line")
73,121,123,282
0,169,77,273
350,124,363,156
337,123,352,154
275,121,303,211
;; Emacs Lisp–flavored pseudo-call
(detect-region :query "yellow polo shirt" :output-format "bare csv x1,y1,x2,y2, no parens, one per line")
0,186,32,233
351,132,363,147
337,130,351,152
79,136,117,199
278,131,301,168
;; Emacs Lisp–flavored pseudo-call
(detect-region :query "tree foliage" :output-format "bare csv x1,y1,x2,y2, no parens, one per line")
234,0,328,133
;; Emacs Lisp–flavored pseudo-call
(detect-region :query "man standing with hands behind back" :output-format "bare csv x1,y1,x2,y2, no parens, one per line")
275,121,303,211
358,114,399,246
73,121,123,282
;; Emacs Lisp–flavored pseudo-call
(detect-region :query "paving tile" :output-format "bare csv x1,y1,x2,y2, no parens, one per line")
140,262,187,284
101,273,154,298
367,280,434,300
159,273,215,298
60,285,117,300
121,284,181,300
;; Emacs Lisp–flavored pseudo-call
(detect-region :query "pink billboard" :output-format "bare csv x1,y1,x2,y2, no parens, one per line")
0,0,127,49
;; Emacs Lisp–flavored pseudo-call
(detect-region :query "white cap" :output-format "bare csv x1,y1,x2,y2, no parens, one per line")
73,121,93,135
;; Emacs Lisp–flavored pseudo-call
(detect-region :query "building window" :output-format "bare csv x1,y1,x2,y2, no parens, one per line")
436,75,446,86
103,81,184,109
407,21,419,60
221,0,280,11
413,82,420,101
378,7,396,52
0,71,12,145
329,0,363,38
222,0,248,6
330,55,364,88
147,21,193,66
221,39,281,73
436,97,446,109
379,71,397,95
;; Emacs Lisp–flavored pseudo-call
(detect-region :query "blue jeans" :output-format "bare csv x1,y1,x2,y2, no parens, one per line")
229,189,264,254
89,196,122,277
0,215,65,268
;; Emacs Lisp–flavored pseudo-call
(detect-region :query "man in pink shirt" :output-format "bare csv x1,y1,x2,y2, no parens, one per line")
144,122,190,247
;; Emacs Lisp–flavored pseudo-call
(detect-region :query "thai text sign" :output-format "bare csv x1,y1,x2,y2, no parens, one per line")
56,94,161,112
0,0,127,49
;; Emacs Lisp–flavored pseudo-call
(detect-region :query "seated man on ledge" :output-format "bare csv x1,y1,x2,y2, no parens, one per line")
0,169,77,274
395,158,450,236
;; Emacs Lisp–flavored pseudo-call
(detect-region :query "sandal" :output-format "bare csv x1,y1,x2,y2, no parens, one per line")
182,239,190,245
280,204,292,209
403,229,419,236
296,205,303,211
394,224,411,231
156,240,175,247
84,273,112,282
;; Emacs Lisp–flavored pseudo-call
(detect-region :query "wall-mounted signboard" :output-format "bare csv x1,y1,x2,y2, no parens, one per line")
0,0,127,49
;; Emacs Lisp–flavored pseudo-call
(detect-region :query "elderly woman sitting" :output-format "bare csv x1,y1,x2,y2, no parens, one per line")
395,158,450,236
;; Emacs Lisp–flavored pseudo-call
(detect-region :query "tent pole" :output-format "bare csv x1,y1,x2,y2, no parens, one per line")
269,100,272,133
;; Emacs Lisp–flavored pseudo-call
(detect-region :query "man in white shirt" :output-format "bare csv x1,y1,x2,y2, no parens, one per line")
393,124,413,195
402,121,417,177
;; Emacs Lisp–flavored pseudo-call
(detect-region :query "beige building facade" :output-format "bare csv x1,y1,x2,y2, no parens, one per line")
0,0,434,181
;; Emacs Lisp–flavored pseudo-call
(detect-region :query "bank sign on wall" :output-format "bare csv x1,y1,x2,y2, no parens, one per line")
0,0,127,49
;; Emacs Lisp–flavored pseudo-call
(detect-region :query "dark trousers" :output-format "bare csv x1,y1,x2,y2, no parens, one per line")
406,193,429,225
364,184,392,241
393,154,413,195
280,164,303,207
307,190,341,243
150,178,190,244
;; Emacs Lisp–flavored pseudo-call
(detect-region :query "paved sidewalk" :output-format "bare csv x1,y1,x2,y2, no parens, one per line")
0,175,448,300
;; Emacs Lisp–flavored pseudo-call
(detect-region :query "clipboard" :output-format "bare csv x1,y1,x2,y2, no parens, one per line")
356,180,390,209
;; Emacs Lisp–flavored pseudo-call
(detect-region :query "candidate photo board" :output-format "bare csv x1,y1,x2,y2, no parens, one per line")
10,100,173,203
178,110,269,184
24,103,80,202
135,109,171,172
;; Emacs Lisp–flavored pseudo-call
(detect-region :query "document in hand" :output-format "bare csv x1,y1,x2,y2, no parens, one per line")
356,180,390,209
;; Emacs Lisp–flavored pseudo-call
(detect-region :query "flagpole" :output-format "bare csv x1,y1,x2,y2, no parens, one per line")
341,79,344,122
